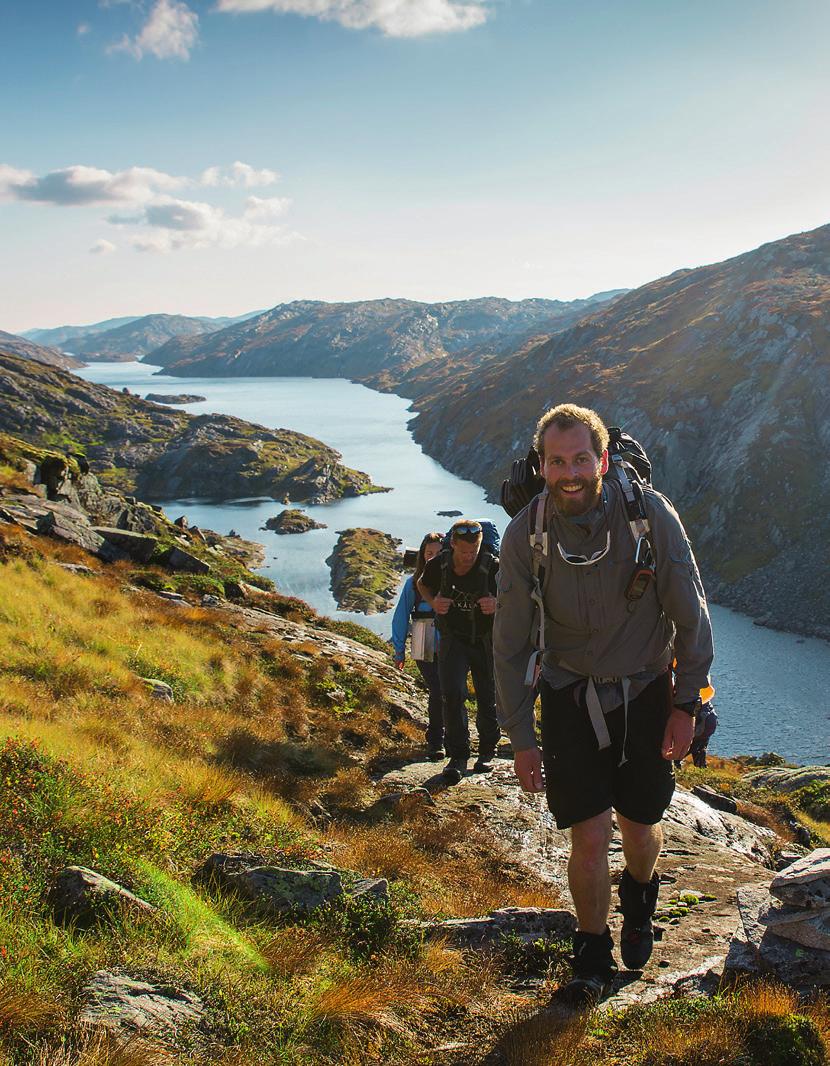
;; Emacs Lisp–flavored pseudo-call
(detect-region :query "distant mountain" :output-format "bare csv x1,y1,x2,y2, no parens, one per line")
0,329,83,370
409,224,830,639
23,310,265,362
22,317,141,348
143,295,624,390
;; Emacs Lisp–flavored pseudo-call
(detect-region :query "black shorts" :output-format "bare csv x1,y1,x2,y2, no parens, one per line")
539,671,675,830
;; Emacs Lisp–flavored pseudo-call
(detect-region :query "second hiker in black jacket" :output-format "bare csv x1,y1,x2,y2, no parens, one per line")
418,519,501,784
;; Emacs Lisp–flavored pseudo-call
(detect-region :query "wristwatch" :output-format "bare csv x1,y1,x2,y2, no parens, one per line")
674,697,701,717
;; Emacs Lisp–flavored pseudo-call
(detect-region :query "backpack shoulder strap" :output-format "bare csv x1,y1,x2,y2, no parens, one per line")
524,488,549,685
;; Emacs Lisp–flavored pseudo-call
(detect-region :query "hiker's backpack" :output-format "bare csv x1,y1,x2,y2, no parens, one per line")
437,520,500,641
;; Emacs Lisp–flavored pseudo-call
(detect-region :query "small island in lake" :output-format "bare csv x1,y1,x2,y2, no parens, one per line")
437,509,463,517
263,508,326,535
326,528,403,614
145,393,207,405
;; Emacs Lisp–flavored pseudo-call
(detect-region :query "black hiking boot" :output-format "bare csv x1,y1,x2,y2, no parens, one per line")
618,869,660,970
442,756,467,784
472,750,495,773
427,747,445,762
553,927,617,1008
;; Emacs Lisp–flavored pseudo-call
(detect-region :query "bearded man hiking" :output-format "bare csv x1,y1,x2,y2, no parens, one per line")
493,404,713,1006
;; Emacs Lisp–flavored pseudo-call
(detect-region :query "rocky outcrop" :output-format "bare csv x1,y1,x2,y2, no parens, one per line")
381,760,777,986
414,907,576,951
726,850,830,989
263,508,327,534
326,528,403,614
145,393,206,405
0,351,382,502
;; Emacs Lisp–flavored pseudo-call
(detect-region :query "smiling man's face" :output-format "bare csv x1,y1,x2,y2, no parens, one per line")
542,422,608,516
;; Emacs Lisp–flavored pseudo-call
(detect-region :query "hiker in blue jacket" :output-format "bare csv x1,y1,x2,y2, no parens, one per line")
391,532,445,759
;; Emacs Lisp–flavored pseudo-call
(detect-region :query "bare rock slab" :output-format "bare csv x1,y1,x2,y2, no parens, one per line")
415,907,576,950
93,526,158,563
79,971,207,1044
50,866,156,926
771,847,830,908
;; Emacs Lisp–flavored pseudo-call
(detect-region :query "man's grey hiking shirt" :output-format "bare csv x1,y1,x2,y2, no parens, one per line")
493,480,714,753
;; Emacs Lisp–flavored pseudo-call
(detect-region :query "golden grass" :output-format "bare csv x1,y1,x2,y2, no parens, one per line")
0,985,61,1031
261,928,327,980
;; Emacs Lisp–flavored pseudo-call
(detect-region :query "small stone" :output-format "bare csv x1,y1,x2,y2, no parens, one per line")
692,785,738,815
350,878,389,901
140,678,174,702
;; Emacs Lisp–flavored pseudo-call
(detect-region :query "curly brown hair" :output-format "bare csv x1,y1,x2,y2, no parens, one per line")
535,403,610,459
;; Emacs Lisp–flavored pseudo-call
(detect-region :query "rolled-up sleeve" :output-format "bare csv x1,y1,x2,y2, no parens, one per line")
648,492,714,704
493,514,539,751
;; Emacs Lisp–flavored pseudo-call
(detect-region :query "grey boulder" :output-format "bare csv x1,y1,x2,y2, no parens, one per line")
232,867,343,914
79,971,206,1044
50,867,156,926
770,848,830,908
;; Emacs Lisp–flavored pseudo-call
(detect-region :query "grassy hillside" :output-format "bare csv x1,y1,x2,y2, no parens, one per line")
0,522,828,1063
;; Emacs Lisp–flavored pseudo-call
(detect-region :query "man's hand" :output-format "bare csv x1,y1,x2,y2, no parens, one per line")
661,709,696,761
514,747,545,792
432,595,453,616
478,595,497,615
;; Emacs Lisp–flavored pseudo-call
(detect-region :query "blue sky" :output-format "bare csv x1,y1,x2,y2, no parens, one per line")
2,0,829,330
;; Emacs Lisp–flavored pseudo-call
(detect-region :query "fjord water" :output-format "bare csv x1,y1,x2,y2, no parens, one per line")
76,362,830,766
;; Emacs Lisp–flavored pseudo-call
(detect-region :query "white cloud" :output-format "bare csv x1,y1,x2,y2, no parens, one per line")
201,161,280,187
1,160,295,253
110,0,199,60
0,164,185,206
214,0,488,37
77,22,91,35
244,195,291,222
111,195,297,251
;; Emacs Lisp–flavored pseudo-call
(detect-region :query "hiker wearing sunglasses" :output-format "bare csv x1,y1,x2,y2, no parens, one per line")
493,404,713,1007
417,519,501,784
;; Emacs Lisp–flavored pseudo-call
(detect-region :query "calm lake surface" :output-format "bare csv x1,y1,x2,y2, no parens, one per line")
75,361,830,766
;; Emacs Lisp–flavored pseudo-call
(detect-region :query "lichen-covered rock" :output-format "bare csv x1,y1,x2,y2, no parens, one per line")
49,867,156,926
79,970,207,1044
230,867,343,914
141,678,174,702
162,545,212,574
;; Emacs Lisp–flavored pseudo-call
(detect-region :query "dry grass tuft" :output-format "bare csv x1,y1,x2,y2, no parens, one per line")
177,762,241,809
492,1006,589,1066
28,1030,171,1066
0,985,61,1030
261,927,326,979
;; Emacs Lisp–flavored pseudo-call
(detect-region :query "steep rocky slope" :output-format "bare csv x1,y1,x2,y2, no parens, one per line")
0,350,382,502
143,294,621,391
0,328,83,370
410,224,830,637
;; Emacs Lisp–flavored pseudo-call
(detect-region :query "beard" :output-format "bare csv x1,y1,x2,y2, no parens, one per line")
551,471,603,516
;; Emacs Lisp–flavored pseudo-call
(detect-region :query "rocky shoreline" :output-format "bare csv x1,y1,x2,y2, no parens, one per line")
0,350,386,504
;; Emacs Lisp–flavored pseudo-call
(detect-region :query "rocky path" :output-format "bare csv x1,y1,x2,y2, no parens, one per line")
382,758,777,1006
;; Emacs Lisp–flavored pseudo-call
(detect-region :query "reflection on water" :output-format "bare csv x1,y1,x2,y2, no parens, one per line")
75,362,830,765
